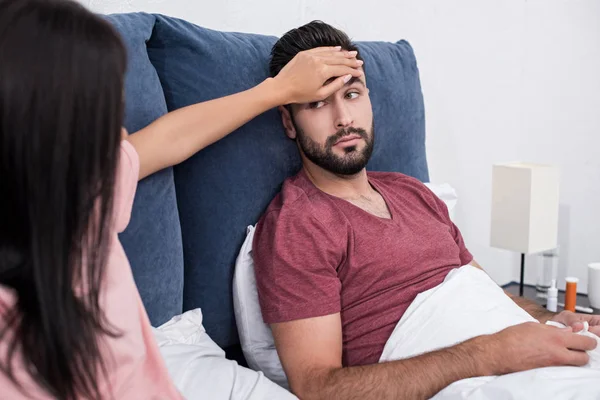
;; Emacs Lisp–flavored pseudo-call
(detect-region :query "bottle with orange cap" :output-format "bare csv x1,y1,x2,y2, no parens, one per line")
564,277,579,312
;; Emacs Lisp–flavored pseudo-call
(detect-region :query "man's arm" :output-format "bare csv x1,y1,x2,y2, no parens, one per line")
272,313,595,400
504,291,555,322
272,314,488,400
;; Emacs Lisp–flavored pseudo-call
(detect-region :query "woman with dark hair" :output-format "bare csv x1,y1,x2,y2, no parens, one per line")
0,0,363,398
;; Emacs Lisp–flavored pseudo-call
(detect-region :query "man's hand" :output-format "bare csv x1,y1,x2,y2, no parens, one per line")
482,322,597,375
551,310,600,336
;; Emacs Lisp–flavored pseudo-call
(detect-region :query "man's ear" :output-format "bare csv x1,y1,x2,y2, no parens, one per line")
279,105,297,140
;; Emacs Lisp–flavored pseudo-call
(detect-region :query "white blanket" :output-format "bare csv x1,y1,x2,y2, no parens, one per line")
379,266,600,400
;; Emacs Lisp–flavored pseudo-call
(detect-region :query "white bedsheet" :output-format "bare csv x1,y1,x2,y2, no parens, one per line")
379,266,600,400
153,309,297,400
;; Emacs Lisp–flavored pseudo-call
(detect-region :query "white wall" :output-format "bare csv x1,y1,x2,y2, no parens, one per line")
82,0,600,293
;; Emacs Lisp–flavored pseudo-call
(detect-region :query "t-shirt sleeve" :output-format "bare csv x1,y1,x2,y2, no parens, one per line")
427,188,473,265
252,206,343,324
113,140,140,233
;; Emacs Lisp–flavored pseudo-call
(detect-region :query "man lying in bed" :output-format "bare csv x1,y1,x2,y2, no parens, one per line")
252,21,600,400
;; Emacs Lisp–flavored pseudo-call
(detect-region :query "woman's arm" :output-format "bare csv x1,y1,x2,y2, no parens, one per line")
127,47,363,180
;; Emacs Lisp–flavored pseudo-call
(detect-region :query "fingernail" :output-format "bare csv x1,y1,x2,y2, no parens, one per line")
343,74,352,83
357,60,364,66
334,46,342,50
348,51,358,56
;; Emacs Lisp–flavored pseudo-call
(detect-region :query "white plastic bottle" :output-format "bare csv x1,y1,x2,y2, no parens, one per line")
546,279,558,312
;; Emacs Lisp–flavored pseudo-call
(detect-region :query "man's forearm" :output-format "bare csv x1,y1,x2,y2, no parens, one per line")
505,291,555,322
305,336,493,400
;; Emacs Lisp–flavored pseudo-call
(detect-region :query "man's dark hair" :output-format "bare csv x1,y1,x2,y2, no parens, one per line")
269,20,363,78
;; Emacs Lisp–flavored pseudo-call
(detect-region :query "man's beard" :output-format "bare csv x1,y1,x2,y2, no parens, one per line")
295,123,375,176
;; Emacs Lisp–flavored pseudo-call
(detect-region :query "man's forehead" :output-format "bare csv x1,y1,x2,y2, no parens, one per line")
323,75,367,88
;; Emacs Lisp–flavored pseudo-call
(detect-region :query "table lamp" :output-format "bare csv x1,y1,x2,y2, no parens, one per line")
490,163,560,296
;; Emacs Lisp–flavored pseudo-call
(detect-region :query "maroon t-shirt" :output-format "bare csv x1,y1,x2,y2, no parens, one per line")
253,170,473,366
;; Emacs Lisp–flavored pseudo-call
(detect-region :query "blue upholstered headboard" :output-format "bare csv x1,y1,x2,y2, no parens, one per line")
107,13,429,353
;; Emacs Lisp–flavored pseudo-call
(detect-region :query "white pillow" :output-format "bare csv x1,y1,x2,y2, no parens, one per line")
424,182,458,222
232,183,459,389
232,225,290,389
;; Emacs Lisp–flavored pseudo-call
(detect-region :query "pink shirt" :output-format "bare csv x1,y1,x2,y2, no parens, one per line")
253,170,473,367
0,141,183,399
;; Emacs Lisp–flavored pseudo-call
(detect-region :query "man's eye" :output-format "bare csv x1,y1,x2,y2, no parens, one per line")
346,92,359,100
309,101,326,109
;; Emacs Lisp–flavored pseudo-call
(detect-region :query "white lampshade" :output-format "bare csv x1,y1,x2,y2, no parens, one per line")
490,162,559,254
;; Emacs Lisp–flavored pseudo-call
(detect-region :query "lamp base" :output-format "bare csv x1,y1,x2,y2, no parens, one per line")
520,253,525,297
